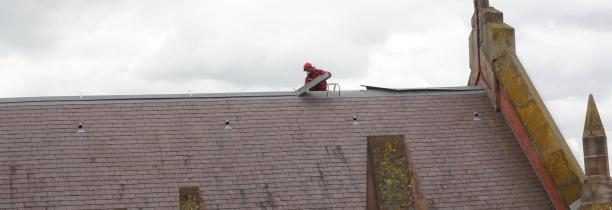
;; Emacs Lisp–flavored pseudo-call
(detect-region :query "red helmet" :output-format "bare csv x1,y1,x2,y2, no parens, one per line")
303,62,314,71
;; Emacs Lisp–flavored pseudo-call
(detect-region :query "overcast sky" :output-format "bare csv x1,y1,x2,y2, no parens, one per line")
0,0,611,168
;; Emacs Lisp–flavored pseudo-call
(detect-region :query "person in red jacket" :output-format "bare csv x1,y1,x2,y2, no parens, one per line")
303,62,328,91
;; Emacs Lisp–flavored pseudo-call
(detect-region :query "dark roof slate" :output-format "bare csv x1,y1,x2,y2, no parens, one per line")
0,88,552,209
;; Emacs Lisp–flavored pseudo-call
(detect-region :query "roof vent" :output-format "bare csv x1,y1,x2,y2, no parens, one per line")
76,123,86,133
224,120,232,130
352,116,360,125
473,112,481,121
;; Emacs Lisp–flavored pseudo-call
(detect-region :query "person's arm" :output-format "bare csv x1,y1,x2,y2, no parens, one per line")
305,72,314,84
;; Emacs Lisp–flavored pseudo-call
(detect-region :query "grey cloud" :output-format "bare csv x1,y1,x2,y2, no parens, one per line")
0,1,124,55
134,0,470,88
0,0,474,91
561,11,612,31
0,1,58,53
139,31,373,88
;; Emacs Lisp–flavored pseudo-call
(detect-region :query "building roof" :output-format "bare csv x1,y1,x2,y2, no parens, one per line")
0,87,553,209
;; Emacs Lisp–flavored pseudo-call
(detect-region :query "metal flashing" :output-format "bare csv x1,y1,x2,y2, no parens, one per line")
361,85,483,92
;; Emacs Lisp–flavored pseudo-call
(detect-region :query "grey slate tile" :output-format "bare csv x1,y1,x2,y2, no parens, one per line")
0,91,552,209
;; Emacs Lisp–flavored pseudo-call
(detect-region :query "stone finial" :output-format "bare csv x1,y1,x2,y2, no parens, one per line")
584,94,606,138
582,94,609,179
580,94,612,209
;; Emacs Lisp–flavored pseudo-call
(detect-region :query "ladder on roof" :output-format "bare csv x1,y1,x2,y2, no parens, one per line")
326,83,340,97
295,73,332,96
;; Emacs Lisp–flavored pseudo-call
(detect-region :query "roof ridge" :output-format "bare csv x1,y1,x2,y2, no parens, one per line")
0,86,483,106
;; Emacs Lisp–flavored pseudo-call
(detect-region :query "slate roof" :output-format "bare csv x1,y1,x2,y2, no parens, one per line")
0,87,553,209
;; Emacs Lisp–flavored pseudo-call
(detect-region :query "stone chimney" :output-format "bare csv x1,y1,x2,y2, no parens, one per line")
579,94,612,209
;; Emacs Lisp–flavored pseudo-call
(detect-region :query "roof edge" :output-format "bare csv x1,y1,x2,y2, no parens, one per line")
0,86,484,106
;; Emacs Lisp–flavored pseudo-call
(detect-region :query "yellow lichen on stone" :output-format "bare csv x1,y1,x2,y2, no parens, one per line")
369,136,417,210
179,187,204,210
516,102,548,133
544,151,576,186
493,53,583,202
495,54,583,204
579,203,612,210
489,23,514,48
531,126,561,156
561,179,583,205
585,95,606,138
495,56,530,106
472,3,585,206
